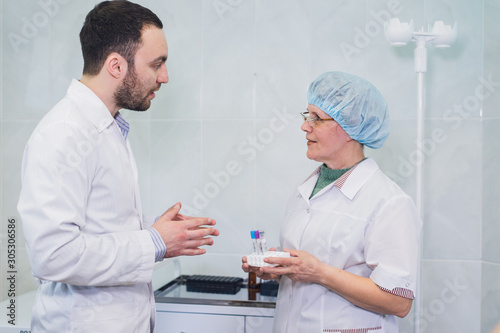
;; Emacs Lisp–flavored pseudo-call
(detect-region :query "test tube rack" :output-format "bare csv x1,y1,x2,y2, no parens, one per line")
246,251,290,267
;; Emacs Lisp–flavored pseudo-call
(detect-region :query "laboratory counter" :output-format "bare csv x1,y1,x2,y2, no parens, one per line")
154,275,277,332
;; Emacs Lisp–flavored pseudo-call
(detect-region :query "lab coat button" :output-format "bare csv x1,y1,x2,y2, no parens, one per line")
306,208,310,213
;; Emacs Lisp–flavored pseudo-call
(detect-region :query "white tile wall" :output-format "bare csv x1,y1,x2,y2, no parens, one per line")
49,1,98,105
481,3,500,332
3,0,52,120
481,262,500,332
310,0,366,77
483,119,500,263
366,0,423,120
483,0,500,119
149,119,203,215
150,0,203,120
202,0,255,119
255,0,310,117
425,0,483,119
423,118,482,260
1,0,499,331
420,260,481,332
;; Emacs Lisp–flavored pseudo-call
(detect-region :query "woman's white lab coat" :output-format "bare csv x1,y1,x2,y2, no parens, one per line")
273,158,421,333
18,80,157,332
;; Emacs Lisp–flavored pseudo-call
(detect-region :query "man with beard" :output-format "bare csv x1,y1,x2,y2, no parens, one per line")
17,1,219,332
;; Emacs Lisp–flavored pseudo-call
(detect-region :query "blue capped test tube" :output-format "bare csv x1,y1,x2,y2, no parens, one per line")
250,230,259,254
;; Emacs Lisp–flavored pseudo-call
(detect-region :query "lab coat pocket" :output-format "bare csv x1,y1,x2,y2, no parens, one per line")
321,299,383,333
71,301,139,333
302,210,367,267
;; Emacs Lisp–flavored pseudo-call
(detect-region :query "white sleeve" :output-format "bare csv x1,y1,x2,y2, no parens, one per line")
364,194,421,299
18,120,155,286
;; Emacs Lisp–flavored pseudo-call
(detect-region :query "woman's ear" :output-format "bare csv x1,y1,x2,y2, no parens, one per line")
337,124,353,143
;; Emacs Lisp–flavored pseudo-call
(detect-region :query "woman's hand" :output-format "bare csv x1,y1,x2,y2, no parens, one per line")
241,247,280,281
260,249,324,284
263,248,413,318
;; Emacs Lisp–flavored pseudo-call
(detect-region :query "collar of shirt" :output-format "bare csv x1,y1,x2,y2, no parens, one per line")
300,158,379,201
114,112,130,141
66,79,115,133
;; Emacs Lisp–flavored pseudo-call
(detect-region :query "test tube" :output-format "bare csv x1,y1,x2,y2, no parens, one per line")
250,230,258,254
259,230,268,253
254,230,262,255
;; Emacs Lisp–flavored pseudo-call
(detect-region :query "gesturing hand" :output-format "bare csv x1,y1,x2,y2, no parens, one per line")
152,202,219,258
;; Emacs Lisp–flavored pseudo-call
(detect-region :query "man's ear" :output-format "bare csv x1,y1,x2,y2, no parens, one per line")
105,52,127,79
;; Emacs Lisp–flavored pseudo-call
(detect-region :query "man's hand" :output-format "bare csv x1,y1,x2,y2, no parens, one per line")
152,202,219,258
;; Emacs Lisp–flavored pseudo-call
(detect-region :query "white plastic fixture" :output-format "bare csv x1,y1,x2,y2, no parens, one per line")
431,20,458,48
246,251,290,267
384,19,414,46
384,18,457,333
384,18,457,73
383,16,458,226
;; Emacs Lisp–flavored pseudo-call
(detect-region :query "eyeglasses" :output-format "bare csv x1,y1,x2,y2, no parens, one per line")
300,112,336,127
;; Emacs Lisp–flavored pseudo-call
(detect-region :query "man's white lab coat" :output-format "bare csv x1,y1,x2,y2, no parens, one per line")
18,79,157,332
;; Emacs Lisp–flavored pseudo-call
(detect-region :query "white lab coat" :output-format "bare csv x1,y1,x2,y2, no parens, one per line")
18,79,157,332
273,158,421,333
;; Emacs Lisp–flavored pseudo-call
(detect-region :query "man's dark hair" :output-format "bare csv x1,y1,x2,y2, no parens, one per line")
80,0,163,75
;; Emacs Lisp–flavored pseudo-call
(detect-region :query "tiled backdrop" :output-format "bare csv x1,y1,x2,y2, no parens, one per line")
1,0,499,332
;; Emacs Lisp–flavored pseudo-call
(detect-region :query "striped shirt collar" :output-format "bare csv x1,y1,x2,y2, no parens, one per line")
303,160,361,189
333,165,358,189
114,112,130,141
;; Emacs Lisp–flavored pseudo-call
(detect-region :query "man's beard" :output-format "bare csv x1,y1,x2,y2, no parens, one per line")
114,67,155,112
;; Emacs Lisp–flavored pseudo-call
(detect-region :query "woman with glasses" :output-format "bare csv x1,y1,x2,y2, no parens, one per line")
242,71,421,333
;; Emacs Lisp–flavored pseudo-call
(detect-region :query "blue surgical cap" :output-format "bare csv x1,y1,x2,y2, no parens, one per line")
307,71,390,149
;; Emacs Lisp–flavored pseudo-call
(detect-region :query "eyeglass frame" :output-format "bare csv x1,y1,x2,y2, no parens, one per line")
300,111,336,127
